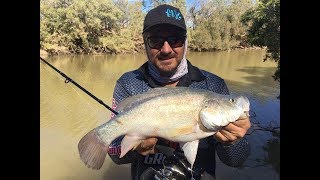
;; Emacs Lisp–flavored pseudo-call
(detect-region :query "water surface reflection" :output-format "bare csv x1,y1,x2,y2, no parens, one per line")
40,49,279,180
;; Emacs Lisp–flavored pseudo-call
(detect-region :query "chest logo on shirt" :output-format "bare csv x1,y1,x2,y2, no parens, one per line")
144,153,166,164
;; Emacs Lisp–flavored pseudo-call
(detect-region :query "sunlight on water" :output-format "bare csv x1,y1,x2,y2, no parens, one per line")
40,49,279,180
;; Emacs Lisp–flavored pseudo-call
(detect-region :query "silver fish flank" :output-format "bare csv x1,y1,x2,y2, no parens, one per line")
78,87,250,170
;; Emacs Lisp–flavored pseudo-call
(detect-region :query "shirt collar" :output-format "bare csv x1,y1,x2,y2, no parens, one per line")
138,60,206,87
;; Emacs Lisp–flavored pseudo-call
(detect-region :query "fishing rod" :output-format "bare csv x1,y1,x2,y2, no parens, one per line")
40,56,119,115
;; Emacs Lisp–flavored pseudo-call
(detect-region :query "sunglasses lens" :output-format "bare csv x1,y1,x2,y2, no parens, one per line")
167,36,185,48
148,37,164,49
148,36,185,49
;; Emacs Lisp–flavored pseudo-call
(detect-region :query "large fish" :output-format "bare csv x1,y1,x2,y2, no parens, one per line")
78,87,250,170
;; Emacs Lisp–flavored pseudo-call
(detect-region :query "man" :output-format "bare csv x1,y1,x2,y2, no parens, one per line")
107,4,251,180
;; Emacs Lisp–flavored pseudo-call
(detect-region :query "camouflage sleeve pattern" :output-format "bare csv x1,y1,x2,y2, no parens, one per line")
216,137,250,167
218,79,230,95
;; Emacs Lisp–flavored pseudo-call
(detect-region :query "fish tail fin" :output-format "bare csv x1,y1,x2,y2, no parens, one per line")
78,129,108,170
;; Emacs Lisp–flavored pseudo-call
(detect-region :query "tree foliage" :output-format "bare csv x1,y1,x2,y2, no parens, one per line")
187,0,254,51
40,0,144,54
41,0,264,55
241,0,280,83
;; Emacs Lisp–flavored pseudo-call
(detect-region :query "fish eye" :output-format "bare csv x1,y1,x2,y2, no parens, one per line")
229,98,235,102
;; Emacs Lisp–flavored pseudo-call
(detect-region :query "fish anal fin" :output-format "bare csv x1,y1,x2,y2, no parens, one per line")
180,140,199,169
120,135,144,158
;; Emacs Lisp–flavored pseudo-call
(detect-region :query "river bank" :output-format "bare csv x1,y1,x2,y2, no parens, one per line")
40,46,265,57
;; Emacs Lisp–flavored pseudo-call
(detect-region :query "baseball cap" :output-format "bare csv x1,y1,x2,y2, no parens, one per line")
143,4,186,34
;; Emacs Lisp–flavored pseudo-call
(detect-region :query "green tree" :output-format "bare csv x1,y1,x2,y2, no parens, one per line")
188,0,254,51
241,0,280,83
170,0,187,17
40,0,125,54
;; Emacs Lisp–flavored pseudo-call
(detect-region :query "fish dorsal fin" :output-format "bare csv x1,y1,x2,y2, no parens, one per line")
120,135,144,158
180,140,199,169
116,87,178,112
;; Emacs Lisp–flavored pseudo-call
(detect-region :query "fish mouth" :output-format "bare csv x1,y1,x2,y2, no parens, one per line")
239,111,250,119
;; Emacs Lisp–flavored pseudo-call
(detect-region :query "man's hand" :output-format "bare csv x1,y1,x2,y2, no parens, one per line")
134,137,158,156
214,117,251,145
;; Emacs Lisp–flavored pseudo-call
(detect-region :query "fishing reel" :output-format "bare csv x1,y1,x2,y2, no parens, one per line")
140,145,203,180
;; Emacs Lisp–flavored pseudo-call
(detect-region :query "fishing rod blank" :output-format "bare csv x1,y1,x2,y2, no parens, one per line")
40,56,118,115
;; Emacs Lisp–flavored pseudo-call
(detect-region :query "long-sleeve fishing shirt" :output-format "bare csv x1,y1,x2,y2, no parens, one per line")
107,60,250,180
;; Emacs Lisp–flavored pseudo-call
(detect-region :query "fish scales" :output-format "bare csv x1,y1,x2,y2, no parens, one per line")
98,92,204,141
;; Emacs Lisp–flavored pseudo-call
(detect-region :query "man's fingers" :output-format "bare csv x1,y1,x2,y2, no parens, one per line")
219,129,238,142
232,117,251,130
139,138,157,147
136,138,158,155
214,131,230,143
223,123,247,138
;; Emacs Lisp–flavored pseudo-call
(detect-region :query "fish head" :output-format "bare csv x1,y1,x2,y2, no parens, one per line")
200,95,250,131
232,95,250,118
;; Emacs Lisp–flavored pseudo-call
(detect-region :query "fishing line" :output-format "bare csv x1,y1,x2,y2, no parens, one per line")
40,57,119,115
41,60,111,131
41,61,69,83
41,63,102,120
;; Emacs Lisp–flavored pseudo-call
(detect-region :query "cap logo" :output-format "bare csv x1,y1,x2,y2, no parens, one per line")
165,8,182,20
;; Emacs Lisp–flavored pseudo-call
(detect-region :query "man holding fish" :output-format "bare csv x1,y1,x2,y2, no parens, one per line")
78,4,251,180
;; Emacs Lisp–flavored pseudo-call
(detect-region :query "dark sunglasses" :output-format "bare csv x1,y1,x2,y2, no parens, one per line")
146,35,186,49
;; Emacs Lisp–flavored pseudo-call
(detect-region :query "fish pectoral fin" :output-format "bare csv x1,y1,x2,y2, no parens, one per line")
120,135,143,158
180,140,199,169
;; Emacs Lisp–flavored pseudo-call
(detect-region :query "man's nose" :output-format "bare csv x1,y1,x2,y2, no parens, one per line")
160,41,173,53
